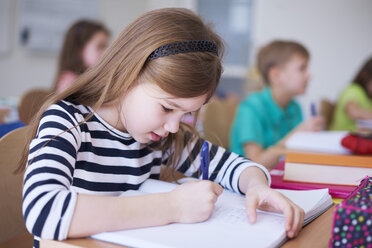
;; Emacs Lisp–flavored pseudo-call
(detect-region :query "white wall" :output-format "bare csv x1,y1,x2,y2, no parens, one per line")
1,0,372,120
0,0,147,98
251,0,372,117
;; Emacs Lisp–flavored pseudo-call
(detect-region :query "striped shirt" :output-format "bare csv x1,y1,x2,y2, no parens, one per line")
23,100,270,247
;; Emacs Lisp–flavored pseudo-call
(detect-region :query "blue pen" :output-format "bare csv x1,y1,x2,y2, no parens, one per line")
200,141,210,180
310,102,317,116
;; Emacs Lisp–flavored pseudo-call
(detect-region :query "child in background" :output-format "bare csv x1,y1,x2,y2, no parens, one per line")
53,20,109,92
19,9,305,247
330,57,372,131
230,40,324,169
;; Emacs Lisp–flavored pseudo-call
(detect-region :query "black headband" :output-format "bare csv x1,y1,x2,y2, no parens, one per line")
147,40,218,61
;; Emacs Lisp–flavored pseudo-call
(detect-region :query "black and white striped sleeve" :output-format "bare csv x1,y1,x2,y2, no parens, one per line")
173,137,271,194
22,102,81,240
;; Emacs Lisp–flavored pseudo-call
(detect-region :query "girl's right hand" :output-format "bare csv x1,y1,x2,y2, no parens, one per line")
168,180,223,223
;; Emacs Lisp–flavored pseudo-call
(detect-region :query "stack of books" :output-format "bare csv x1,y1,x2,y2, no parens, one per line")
272,130,372,199
271,152,371,199
283,152,372,186
270,161,356,199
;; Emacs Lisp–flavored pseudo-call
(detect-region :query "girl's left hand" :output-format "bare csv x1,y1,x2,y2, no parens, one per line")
244,184,305,238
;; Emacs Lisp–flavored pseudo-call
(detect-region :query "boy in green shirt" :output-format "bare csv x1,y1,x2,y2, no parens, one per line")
330,57,372,131
230,40,324,169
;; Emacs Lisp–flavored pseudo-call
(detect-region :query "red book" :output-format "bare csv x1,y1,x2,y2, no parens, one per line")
270,161,355,198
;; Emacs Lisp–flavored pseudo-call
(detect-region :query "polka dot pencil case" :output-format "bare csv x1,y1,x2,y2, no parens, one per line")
330,176,372,248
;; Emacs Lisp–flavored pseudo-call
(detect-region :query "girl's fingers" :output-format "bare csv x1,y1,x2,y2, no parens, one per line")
287,206,298,238
292,207,305,237
285,203,304,238
278,198,294,233
245,194,259,223
272,192,304,237
213,183,223,196
245,189,305,239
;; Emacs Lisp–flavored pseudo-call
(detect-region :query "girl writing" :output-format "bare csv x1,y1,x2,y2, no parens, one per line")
53,20,110,93
19,8,304,248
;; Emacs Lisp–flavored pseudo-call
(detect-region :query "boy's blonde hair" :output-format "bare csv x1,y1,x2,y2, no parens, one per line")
18,8,224,173
257,40,309,84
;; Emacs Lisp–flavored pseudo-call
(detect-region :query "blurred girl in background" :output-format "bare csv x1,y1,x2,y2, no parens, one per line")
54,20,110,92
331,57,372,131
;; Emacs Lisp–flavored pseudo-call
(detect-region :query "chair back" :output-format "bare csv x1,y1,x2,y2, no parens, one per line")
201,96,239,149
0,127,31,244
18,88,51,124
320,99,335,130
0,108,10,124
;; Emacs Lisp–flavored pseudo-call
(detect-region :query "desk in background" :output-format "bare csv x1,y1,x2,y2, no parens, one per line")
40,205,335,248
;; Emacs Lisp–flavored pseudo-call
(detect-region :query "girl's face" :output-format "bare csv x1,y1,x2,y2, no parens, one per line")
277,54,310,96
82,31,109,68
117,82,207,144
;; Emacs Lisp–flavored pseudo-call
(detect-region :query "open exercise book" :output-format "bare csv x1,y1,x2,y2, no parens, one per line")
91,179,333,248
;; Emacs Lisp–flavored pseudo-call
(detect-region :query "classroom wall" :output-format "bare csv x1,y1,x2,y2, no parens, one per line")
0,0,193,99
1,0,372,120
0,0,146,98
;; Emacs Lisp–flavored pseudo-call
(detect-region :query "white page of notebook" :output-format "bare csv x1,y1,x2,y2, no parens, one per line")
91,179,332,248
285,131,350,154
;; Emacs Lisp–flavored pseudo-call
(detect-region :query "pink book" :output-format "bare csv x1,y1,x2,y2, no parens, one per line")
270,161,355,198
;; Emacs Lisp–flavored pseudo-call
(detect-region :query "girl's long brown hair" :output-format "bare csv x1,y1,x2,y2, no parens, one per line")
353,57,372,98
53,20,110,90
18,8,224,173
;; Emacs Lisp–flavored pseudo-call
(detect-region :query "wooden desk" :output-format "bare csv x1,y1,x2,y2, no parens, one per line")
40,205,335,248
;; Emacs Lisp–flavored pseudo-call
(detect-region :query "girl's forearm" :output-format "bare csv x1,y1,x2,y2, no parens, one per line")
68,193,175,238
345,101,372,120
238,166,269,194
